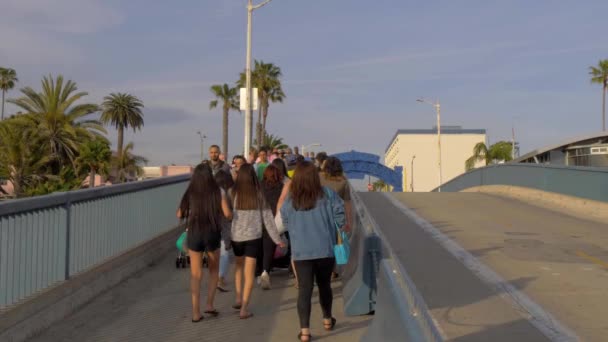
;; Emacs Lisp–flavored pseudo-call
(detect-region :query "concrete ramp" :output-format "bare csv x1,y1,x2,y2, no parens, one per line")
28,251,371,342
359,191,608,341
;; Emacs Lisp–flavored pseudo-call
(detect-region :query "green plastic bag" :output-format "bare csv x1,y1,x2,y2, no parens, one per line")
176,231,187,253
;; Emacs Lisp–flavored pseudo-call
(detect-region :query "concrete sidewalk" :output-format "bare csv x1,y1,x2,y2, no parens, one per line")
29,252,371,342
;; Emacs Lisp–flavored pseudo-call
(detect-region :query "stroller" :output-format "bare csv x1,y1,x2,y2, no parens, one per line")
175,229,209,269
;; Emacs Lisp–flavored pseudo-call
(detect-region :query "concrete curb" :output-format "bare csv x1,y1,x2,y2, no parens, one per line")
463,185,608,224
0,226,182,342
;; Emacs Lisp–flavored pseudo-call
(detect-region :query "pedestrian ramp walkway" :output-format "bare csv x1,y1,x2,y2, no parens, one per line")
28,252,372,342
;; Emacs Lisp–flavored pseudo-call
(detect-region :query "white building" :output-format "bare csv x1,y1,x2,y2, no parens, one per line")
385,126,486,192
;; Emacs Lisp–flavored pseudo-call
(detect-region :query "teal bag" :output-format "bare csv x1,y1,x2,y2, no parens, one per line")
176,231,187,253
334,226,350,265
324,187,350,265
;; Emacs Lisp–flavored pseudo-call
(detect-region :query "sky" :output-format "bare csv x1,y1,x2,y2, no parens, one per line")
2,0,608,167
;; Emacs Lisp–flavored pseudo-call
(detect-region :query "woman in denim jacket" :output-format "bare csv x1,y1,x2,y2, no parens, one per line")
280,161,345,341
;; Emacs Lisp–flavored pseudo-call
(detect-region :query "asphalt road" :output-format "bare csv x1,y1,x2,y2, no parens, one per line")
360,192,608,342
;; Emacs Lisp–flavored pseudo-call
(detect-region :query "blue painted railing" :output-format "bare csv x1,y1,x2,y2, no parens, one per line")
342,183,442,341
435,164,608,202
0,175,189,310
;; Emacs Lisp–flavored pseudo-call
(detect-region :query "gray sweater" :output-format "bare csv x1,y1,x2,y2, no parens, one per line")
230,194,283,244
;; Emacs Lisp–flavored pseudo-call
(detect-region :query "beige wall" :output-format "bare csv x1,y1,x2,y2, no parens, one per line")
385,133,486,192
143,166,193,179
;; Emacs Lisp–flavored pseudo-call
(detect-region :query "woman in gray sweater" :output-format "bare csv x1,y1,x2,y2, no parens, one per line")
230,163,285,319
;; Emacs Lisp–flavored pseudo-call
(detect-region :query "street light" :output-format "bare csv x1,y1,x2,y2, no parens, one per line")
417,98,443,192
197,131,207,162
301,143,321,155
244,0,273,157
410,155,416,192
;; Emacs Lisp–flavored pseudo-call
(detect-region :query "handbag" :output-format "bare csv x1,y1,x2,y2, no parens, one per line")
176,231,187,253
274,235,289,259
334,227,350,265
324,187,350,265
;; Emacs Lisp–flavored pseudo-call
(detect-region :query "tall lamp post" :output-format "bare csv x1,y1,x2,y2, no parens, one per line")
197,131,207,161
417,98,443,192
244,0,273,156
410,155,416,192
301,143,322,155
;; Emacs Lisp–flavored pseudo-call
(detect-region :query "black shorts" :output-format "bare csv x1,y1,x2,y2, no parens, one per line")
187,229,221,252
231,238,262,258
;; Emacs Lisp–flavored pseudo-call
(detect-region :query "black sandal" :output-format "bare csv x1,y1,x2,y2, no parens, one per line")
297,332,312,341
323,317,336,331
204,309,219,317
191,316,204,323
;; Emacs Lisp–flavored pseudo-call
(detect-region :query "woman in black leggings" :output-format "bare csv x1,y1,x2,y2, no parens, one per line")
257,164,284,289
279,161,346,341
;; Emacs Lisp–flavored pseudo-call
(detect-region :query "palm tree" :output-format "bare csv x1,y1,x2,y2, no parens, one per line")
257,132,288,150
8,75,105,169
589,59,608,131
465,141,513,171
0,67,18,120
238,60,285,147
76,139,112,187
113,142,148,182
0,119,49,197
372,179,388,192
101,93,144,160
209,84,239,156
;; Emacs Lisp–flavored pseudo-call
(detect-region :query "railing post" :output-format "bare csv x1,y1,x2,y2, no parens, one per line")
368,246,380,312
64,199,71,281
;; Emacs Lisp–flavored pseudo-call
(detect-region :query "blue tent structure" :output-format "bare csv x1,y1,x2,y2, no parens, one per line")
332,150,403,192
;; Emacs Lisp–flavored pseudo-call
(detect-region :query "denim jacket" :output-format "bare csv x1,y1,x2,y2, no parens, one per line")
280,187,345,261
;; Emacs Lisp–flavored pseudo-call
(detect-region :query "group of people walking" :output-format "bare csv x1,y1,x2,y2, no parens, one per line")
177,144,352,341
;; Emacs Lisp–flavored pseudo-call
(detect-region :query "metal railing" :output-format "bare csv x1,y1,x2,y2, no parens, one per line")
344,184,443,341
0,175,190,310
436,163,608,202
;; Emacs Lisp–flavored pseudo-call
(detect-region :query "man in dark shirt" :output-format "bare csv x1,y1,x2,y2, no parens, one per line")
208,145,231,175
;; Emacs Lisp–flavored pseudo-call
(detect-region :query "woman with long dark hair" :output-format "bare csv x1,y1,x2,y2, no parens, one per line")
271,158,289,180
231,163,285,319
280,161,345,341
271,157,299,286
320,157,353,280
257,164,284,289
214,170,235,292
177,162,232,322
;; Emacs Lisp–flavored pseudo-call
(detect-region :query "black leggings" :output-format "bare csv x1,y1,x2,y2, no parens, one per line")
256,229,277,275
293,257,335,328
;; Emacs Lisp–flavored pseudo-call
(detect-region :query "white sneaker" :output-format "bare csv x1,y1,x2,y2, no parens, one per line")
260,271,271,290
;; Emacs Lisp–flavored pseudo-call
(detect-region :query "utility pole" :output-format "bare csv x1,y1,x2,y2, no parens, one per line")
197,131,206,162
417,98,443,192
512,126,516,160
244,0,273,157
436,103,442,192
410,155,416,192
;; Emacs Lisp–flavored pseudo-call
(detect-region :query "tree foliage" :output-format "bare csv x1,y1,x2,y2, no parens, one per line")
465,141,513,171
0,75,147,197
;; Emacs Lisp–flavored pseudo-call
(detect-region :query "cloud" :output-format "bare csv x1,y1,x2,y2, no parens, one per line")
327,41,529,70
214,1,244,17
0,28,84,65
3,0,124,34
0,0,124,65
143,107,196,126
